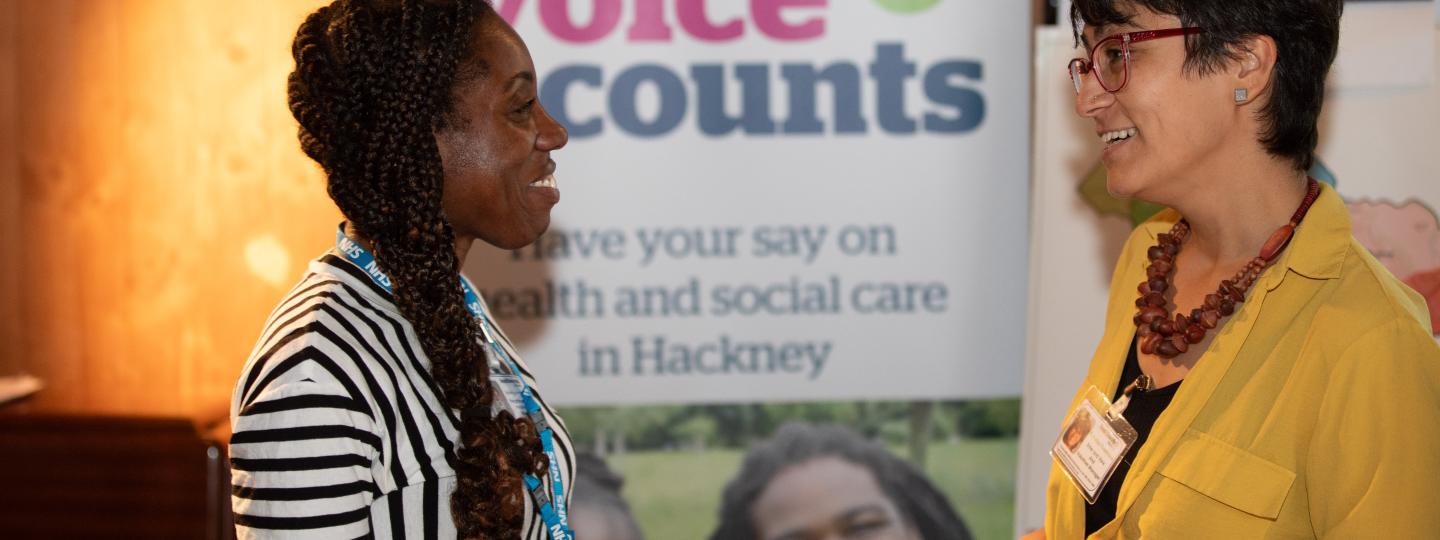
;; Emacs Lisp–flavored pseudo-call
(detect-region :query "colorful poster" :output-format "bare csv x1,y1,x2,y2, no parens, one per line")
457,3,1033,538
467,0,1033,405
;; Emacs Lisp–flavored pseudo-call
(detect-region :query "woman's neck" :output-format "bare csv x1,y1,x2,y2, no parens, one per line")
452,233,476,267
1166,156,1309,269
344,221,475,267
343,221,376,253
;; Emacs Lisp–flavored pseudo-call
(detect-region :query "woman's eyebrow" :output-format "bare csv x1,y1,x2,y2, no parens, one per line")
1080,24,1109,49
839,503,890,521
1083,21,1143,48
506,71,535,90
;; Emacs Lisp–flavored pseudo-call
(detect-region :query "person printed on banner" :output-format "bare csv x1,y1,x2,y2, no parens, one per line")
568,451,644,540
1032,0,1440,538
709,422,975,540
228,1,576,538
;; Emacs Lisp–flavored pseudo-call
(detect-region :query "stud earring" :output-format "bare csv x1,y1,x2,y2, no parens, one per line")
1234,88,1248,103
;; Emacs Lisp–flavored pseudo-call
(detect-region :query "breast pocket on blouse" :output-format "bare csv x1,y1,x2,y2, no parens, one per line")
1148,430,1295,533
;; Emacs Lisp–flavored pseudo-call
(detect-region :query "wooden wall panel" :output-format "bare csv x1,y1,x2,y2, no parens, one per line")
0,1,21,380
12,0,112,414
2,0,338,418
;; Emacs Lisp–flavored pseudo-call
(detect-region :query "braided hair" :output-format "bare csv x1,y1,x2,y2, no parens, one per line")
287,1,548,537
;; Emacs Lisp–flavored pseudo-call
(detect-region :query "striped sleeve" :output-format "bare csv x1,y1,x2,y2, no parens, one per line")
230,353,381,539
233,257,575,539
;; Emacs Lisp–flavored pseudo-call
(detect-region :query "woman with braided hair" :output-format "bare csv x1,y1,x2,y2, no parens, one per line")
229,1,572,538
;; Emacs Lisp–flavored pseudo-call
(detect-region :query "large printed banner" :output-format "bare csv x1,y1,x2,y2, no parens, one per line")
465,0,1033,405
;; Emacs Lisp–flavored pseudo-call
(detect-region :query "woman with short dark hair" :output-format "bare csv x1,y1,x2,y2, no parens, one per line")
1040,0,1440,537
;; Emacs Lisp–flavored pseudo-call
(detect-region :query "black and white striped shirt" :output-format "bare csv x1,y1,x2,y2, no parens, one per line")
230,253,574,539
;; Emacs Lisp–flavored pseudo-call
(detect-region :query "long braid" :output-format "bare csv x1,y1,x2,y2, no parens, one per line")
287,1,549,537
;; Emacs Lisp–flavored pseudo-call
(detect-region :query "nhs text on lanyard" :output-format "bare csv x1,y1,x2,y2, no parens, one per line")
336,227,572,540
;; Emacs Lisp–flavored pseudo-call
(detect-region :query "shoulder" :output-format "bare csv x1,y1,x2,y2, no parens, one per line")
1293,242,1440,398
230,278,392,461
256,255,408,353
230,287,386,455
1304,237,1435,354
233,257,410,418
1333,237,1431,328
1326,308,1440,378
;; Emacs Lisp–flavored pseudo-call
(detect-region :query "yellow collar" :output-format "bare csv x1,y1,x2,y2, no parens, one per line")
1263,182,1348,286
1137,182,1349,288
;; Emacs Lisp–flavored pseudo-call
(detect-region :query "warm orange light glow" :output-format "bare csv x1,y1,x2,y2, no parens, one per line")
0,0,339,419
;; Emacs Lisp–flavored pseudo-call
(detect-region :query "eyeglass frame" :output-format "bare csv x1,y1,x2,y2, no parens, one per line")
1068,27,1205,94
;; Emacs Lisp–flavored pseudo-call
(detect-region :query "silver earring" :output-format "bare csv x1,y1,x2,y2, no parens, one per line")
1234,88,1248,103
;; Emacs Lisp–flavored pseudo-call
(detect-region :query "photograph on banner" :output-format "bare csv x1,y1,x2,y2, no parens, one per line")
556,399,1018,540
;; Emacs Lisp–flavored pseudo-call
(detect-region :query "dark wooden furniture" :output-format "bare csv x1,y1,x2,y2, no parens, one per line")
0,415,233,539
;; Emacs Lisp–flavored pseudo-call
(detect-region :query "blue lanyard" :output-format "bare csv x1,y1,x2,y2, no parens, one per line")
334,226,572,540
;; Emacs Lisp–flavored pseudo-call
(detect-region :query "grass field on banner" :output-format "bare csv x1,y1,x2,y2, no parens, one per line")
606,438,1018,540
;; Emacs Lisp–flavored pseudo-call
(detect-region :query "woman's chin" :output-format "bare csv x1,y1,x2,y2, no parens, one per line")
515,220,554,250
1104,166,1162,201
528,215,553,244
1106,176,1140,200
482,225,549,251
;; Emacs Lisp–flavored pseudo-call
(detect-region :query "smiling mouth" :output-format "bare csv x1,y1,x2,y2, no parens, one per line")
1101,127,1138,146
529,174,557,189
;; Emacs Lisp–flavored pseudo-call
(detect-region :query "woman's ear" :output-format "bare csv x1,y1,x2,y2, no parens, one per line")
1233,35,1277,105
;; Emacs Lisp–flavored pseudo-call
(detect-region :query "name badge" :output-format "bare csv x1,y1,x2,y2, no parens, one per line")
1050,386,1139,503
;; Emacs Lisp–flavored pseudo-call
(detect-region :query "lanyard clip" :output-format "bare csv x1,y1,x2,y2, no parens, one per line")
529,482,551,508
477,318,498,345
1109,374,1152,418
527,408,550,434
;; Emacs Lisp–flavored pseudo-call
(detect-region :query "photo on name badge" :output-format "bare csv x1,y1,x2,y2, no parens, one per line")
1061,406,1094,452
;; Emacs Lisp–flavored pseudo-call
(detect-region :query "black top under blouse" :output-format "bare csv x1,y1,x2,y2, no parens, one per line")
1083,336,1182,535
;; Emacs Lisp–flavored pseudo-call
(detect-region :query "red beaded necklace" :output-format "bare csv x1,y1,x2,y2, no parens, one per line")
1134,178,1321,358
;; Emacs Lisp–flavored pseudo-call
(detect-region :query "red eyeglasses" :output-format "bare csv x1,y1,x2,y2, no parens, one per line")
1068,27,1204,94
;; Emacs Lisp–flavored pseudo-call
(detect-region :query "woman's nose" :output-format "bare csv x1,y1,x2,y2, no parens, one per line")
535,102,568,151
1074,72,1114,119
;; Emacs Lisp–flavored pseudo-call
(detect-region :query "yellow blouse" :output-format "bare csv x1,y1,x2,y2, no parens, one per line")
1044,184,1440,538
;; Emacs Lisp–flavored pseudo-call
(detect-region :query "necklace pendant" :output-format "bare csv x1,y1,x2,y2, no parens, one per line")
1259,224,1296,262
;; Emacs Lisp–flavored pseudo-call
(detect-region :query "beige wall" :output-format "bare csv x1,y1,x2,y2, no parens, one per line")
0,1,335,418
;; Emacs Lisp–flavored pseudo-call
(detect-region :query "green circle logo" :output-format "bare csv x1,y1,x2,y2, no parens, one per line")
872,0,941,14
